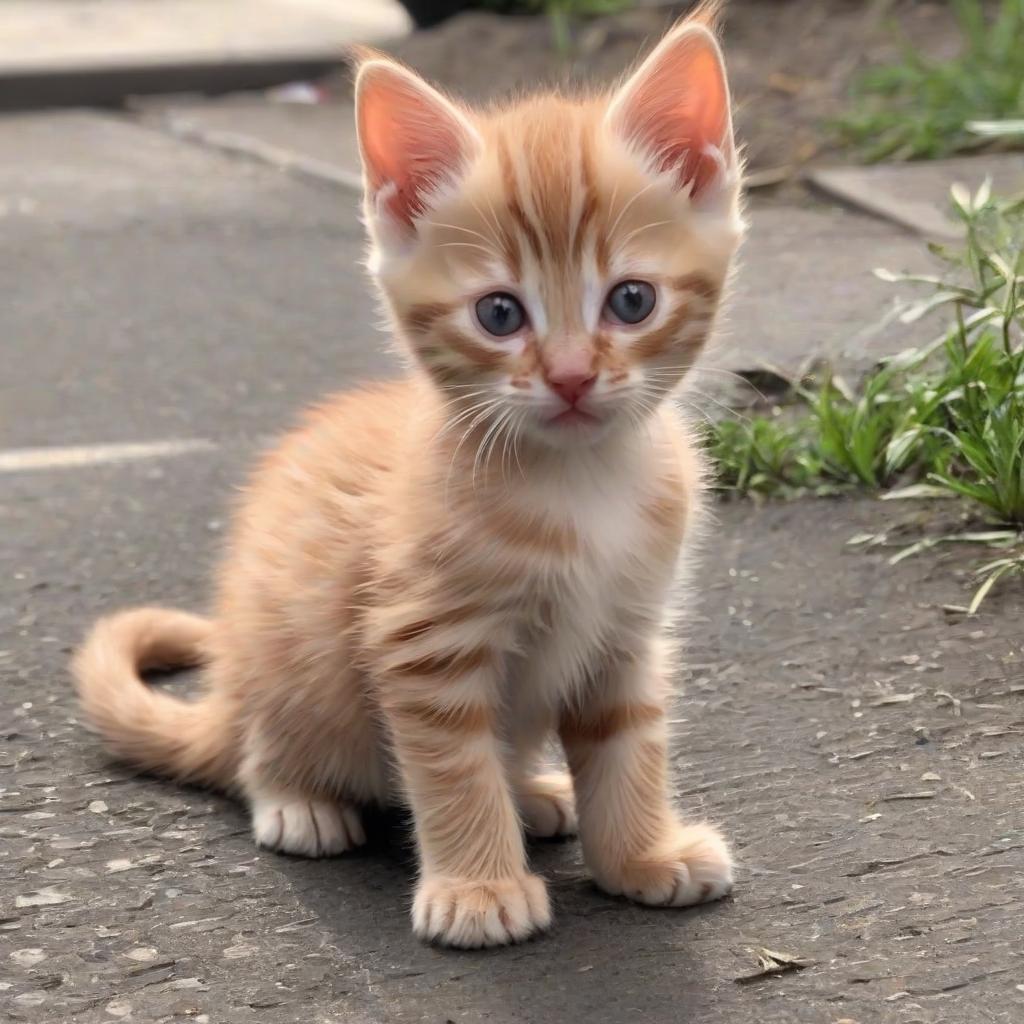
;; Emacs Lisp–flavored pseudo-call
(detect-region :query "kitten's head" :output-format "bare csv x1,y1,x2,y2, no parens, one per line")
354,2,743,451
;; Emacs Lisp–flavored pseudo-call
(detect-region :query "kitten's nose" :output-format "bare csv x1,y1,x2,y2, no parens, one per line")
544,350,597,406
547,371,597,406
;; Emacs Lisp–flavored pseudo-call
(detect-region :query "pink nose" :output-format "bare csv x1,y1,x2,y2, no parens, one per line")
546,371,597,406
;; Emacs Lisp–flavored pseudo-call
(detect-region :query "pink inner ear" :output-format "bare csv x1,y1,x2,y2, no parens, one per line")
614,30,732,198
357,63,472,229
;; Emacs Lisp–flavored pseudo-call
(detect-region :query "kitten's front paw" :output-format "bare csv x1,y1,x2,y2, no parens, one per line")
518,772,577,838
598,823,733,907
251,795,365,858
412,873,551,948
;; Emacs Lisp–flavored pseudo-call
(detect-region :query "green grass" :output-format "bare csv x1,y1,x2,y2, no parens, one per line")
708,182,1024,610
837,0,1024,161
709,413,821,497
480,0,632,56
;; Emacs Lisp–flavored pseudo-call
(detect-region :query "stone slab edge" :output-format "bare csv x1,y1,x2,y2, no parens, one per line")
0,51,346,112
805,166,963,240
148,110,364,191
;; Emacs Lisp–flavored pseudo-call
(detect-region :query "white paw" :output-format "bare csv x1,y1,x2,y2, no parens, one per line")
251,795,365,858
518,773,577,838
597,822,733,907
412,874,551,948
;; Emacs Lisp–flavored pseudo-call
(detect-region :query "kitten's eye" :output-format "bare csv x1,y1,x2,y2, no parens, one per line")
605,281,656,325
475,293,526,337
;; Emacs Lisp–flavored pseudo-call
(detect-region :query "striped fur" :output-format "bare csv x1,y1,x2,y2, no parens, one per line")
72,5,743,949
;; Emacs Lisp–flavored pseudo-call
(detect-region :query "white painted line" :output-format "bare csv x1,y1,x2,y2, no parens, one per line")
0,439,216,473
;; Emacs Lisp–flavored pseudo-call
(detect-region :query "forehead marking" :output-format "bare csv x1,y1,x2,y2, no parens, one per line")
571,124,599,267
499,137,545,266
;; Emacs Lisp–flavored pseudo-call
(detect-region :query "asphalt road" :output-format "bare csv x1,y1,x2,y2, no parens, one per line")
2,110,1022,1024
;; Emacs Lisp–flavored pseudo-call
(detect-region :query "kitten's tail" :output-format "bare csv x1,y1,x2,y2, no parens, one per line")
72,608,237,790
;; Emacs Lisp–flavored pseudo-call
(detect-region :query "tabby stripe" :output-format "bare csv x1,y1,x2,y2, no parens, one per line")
630,305,695,360
670,272,719,301
390,645,495,679
560,702,664,743
571,126,599,265
437,327,505,369
499,138,545,262
389,698,493,734
405,748,489,788
382,604,491,646
406,300,456,335
483,503,579,556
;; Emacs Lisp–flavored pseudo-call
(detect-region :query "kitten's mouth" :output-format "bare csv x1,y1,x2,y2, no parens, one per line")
549,407,601,428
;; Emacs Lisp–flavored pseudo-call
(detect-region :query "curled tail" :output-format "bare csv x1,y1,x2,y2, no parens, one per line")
72,608,238,790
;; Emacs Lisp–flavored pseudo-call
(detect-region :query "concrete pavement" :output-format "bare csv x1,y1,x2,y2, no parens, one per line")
3,108,1023,1024
1,110,388,450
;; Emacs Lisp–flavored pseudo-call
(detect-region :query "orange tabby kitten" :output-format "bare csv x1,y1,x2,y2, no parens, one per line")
73,1,744,948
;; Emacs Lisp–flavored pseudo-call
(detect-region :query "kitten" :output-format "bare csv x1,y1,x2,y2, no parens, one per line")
73,0,744,948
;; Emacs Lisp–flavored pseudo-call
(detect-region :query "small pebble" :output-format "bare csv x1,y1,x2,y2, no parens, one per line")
14,992,47,1007
10,949,46,967
125,947,158,963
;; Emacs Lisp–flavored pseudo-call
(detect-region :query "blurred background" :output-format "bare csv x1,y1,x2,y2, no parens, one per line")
4,0,1022,176
0,0,1019,174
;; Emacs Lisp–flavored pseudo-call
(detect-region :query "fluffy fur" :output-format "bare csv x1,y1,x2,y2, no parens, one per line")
73,2,745,949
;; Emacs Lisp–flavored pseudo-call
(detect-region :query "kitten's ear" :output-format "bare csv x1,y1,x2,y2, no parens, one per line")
606,18,735,201
353,52,479,233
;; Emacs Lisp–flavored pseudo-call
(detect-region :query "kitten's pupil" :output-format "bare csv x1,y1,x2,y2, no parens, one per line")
476,293,525,337
607,281,656,325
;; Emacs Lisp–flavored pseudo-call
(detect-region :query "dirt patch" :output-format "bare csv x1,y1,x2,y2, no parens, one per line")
326,0,965,173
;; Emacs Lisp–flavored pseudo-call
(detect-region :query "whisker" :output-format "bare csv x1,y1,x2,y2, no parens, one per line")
466,195,508,257
511,409,526,479
499,406,527,484
490,409,516,486
444,400,501,503
423,220,500,248
473,407,509,490
642,363,777,406
435,397,499,443
437,241,503,261
678,385,748,421
607,180,659,243
613,219,673,253
688,366,774,404
648,363,771,387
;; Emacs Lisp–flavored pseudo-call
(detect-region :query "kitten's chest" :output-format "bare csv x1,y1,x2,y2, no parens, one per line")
505,474,683,659
450,434,693,682
518,471,655,586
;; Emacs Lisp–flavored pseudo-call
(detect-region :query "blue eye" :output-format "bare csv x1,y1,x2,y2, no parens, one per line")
475,293,525,337
606,281,656,324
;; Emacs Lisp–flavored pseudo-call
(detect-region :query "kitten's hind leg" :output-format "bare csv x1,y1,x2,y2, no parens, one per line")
237,699,383,859
506,700,576,839
249,788,366,858
516,773,577,839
